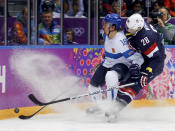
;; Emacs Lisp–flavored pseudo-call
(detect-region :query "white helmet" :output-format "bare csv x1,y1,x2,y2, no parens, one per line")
126,13,144,31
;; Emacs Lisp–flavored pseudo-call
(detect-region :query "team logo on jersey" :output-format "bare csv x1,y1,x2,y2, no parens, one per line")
112,48,115,53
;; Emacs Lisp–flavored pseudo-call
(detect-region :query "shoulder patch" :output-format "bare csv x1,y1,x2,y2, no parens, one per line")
112,48,115,53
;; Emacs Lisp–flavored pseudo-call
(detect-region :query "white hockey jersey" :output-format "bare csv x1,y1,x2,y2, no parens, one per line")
102,31,144,68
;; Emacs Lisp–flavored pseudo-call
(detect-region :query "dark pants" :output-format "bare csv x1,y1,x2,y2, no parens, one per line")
141,58,165,83
118,57,165,105
90,64,110,87
90,63,129,87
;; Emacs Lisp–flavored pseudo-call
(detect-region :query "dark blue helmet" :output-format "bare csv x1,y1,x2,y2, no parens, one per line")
104,13,122,29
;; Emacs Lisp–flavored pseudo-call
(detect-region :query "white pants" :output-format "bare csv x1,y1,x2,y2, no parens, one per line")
105,70,121,100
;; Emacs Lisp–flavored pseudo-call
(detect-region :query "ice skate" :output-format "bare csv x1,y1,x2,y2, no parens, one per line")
87,84,103,115
86,105,102,115
104,100,125,123
105,111,118,123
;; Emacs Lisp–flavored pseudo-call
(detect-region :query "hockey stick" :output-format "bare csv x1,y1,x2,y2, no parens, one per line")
19,63,100,120
19,105,49,119
29,82,136,106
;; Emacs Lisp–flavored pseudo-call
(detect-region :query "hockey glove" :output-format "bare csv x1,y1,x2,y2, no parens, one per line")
139,67,153,88
129,64,140,80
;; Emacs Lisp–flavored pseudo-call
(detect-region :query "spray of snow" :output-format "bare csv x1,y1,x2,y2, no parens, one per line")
9,50,87,112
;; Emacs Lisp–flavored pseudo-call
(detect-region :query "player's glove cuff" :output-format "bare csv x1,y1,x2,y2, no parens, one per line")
140,73,148,87
140,68,152,88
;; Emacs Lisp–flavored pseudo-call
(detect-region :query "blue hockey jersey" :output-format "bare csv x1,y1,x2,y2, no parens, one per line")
125,22,166,75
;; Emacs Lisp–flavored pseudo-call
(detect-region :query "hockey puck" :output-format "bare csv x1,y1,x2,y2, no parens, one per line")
14,108,19,113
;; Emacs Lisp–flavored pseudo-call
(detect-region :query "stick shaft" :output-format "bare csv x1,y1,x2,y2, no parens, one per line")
29,82,136,106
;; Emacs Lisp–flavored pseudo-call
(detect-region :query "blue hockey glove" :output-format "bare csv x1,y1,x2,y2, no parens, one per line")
129,64,140,80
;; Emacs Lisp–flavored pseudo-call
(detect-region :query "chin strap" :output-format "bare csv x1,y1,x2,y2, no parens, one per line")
107,24,117,38
107,30,117,38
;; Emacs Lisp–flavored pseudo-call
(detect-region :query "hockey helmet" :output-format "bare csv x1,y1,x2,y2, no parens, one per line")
104,13,122,30
126,13,144,31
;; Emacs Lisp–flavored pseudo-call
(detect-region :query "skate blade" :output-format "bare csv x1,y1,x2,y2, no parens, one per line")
86,107,102,115
105,112,118,123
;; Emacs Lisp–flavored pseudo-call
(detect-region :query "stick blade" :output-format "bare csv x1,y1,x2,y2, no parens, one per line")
18,115,33,120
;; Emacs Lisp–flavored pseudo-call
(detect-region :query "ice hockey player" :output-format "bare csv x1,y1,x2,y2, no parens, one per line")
104,13,166,122
87,13,144,122
102,13,166,122
125,13,166,88
108,13,167,121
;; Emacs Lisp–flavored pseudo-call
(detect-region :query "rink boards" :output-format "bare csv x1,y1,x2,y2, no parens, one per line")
0,45,175,119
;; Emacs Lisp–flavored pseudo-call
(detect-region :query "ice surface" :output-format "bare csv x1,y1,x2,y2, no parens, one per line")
1,106,175,131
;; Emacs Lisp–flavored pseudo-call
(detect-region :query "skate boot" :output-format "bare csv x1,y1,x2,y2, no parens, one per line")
105,111,118,122
86,105,102,115
104,100,125,122
86,84,103,114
